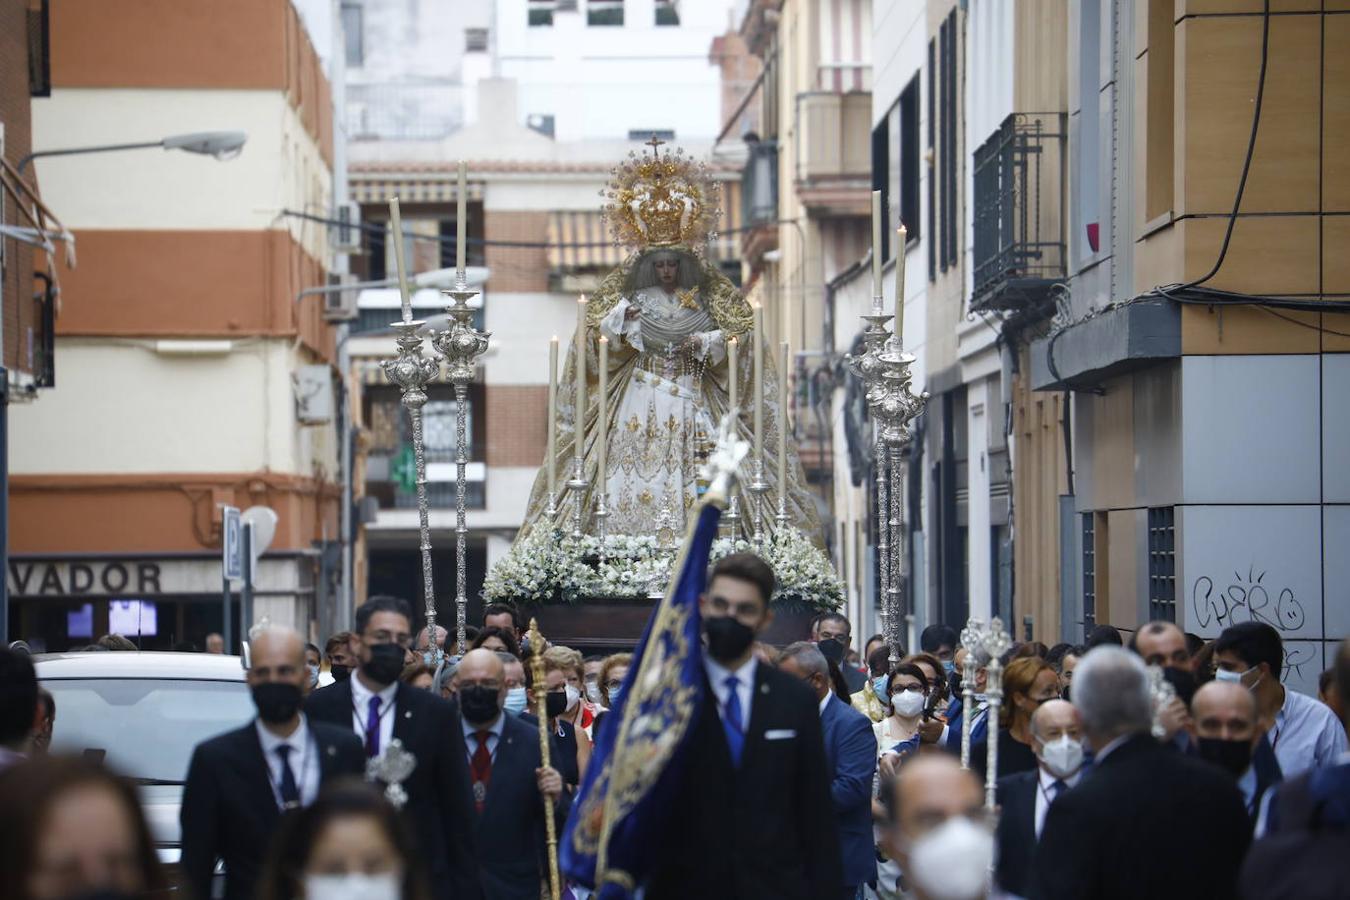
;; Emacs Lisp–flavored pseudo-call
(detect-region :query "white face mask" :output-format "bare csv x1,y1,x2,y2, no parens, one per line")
1038,733,1085,778
891,690,926,718
565,684,581,712
1215,665,1260,689
904,816,994,900
304,872,400,900
586,681,603,705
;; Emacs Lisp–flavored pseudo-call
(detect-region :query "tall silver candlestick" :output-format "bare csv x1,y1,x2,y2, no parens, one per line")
383,198,442,657
431,270,490,656
958,618,987,770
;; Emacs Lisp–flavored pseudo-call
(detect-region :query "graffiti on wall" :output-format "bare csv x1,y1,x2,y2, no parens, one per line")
1190,565,1306,633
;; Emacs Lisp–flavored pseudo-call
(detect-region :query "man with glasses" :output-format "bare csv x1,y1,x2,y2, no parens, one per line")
306,596,484,900
1214,621,1346,780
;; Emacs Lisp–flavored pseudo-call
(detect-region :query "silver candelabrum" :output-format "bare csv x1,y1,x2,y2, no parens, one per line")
958,617,1011,811
382,320,442,659
431,270,491,656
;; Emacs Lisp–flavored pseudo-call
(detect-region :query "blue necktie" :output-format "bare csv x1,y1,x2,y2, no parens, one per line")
365,695,382,757
722,675,745,767
1050,779,1067,800
276,745,300,808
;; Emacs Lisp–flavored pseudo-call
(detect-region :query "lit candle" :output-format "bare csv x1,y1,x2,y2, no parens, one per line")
778,341,789,502
597,336,609,492
728,335,739,413
895,224,907,346
575,295,588,455
389,196,412,323
547,336,559,499
456,161,468,274
871,190,883,304
752,303,764,468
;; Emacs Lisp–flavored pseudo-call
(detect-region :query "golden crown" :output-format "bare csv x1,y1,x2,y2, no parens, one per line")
603,138,719,251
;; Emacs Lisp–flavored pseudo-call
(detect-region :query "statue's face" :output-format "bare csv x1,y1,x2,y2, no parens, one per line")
654,255,679,287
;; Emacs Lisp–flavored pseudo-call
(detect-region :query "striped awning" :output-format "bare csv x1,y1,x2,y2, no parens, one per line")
350,177,485,205
546,179,744,271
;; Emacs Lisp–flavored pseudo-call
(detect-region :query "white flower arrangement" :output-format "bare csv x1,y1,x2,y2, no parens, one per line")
483,524,845,612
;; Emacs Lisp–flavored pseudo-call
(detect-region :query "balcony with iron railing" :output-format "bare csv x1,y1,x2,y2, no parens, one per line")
740,139,779,264
970,112,1066,316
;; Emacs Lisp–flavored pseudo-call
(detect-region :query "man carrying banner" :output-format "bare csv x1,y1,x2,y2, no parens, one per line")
559,416,842,899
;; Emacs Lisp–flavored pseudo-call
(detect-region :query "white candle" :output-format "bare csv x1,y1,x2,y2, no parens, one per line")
597,336,609,492
728,335,739,412
547,336,559,499
778,341,789,502
871,190,883,303
752,303,764,468
389,197,412,323
576,296,587,456
456,161,467,273
895,224,907,346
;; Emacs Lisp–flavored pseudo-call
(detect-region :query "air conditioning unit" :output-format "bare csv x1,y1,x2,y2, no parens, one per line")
323,273,358,323
330,201,362,254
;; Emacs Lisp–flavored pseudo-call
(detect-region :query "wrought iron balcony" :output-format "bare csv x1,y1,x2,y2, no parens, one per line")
971,112,1066,315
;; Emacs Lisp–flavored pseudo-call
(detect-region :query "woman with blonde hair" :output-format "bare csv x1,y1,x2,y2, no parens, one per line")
968,655,1060,780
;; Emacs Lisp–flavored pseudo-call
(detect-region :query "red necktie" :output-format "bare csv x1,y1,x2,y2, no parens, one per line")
471,730,492,813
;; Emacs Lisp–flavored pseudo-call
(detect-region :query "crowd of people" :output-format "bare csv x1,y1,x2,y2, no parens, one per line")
1,550,1349,899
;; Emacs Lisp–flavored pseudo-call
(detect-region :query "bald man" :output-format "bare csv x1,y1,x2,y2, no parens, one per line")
457,648,567,899
181,626,365,900
882,756,991,900
1190,680,1282,821
1133,621,1192,670
995,700,1085,896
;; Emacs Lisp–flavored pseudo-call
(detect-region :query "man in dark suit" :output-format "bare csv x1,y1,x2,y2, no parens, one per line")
778,641,877,898
995,699,1085,898
814,612,867,693
1030,647,1251,900
306,596,483,900
646,553,842,899
456,648,568,899
181,625,365,900
1188,679,1282,823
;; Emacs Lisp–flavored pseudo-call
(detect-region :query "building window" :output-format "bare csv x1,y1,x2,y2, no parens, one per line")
588,0,624,26
465,28,488,52
340,2,363,68
937,10,959,273
898,75,920,245
628,129,675,143
871,118,890,261
1144,0,1174,222
27,0,50,97
655,0,679,26
1148,506,1177,622
1075,0,1103,260
927,39,936,280
529,0,555,27
364,387,485,510
1081,513,1096,630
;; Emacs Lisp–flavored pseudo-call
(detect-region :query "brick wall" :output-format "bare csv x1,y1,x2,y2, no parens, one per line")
485,384,548,467
1,0,36,376
483,209,549,293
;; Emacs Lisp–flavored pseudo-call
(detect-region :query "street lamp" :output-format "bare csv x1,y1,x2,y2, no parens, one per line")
17,130,248,175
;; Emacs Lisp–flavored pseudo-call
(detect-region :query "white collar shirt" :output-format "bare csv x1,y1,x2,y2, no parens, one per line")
704,654,758,730
461,712,506,764
350,674,399,753
818,691,832,717
1034,765,1082,838
255,715,320,809
1271,685,1349,779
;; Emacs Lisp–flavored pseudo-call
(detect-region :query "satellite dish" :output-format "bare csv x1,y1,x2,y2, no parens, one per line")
241,506,278,569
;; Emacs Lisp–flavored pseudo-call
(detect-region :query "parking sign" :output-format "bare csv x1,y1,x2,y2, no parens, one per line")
222,507,243,581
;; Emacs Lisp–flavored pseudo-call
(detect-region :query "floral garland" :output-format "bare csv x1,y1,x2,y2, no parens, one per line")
483,526,845,612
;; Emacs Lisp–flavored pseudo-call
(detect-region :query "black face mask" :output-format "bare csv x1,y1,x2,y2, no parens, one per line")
362,643,406,686
816,638,845,667
1061,683,1071,704
948,668,962,698
459,684,502,724
1197,737,1254,778
329,663,352,682
252,681,303,724
546,690,568,719
704,615,756,663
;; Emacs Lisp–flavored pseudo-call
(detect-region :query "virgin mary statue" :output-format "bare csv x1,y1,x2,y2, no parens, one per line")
518,143,821,544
